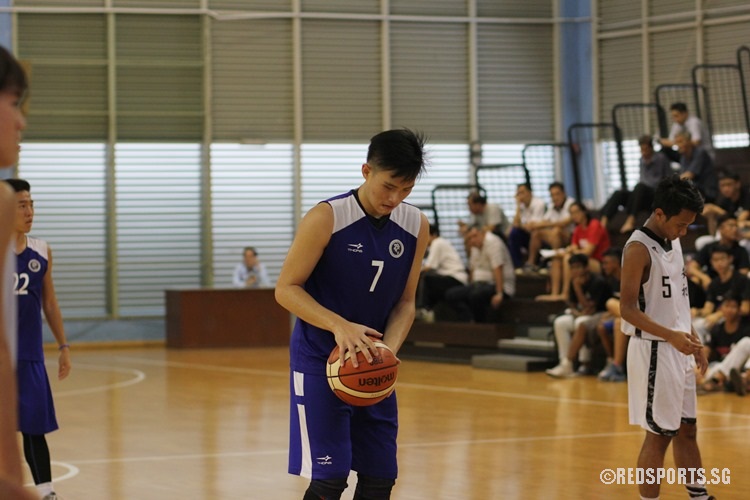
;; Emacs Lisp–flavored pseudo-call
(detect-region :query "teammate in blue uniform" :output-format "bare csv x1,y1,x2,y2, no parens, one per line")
5,179,71,500
0,46,38,500
276,129,429,500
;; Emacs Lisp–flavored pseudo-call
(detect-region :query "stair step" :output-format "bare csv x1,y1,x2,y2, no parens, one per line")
472,353,556,372
497,337,555,351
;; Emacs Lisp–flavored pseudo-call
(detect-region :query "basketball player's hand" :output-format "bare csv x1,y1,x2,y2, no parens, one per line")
490,293,503,308
58,349,71,380
693,349,708,375
334,323,382,368
668,331,702,355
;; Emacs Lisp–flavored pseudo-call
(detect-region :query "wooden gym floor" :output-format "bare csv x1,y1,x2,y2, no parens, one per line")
28,345,750,499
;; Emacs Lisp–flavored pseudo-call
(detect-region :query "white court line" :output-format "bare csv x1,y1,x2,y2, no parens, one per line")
51,363,146,398
109,355,750,420
25,461,80,487
55,423,750,468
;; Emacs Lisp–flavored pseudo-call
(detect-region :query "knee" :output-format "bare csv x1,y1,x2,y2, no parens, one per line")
678,421,698,441
354,475,395,500
305,478,349,500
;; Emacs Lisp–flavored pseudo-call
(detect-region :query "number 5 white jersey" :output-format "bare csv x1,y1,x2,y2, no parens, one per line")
620,227,692,341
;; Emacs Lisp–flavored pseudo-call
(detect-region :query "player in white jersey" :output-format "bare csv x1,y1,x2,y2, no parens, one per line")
620,175,715,500
276,129,429,500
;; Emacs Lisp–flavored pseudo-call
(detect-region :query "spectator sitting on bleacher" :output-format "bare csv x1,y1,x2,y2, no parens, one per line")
696,168,750,247
686,214,750,290
675,131,718,203
415,224,469,323
519,181,575,274
458,191,510,238
599,135,673,234
596,298,628,382
536,201,611,301
507,182,546,268
697,293,750,396
659,101,714,159
553,247,622,380
545,253,613,378
691,245,750,344
444,226,515,323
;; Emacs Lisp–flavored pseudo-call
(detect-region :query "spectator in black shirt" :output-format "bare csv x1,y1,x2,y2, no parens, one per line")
687,214,750,289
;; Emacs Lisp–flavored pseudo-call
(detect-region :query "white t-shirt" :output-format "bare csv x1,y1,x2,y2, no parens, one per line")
424,236,468,285
519,196,546,226
469,232,515,296
669,116,714,156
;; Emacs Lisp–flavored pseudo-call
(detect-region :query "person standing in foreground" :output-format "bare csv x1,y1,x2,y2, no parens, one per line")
5,179,71,500
0,45,37,500
620,175,715,500
275,129,429,500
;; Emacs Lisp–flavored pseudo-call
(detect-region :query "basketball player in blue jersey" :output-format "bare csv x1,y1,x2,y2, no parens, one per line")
5,179,71,500
620,175,715,500
276,129,429,500
0,47,37,500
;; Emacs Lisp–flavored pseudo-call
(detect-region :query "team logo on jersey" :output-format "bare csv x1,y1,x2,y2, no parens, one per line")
389,239,404,258
316,455,333,465
28,259,41,273
347,243,364,253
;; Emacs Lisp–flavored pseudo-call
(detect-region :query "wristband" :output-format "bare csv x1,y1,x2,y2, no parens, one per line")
59,343,70,351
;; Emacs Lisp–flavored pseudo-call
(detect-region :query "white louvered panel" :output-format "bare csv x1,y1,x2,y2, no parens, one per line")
302,0,379,14
704,22,750,64
390,0,467,16
113,0,201,7
301,20,381,141
211,18,294,141
115,15,203,141
210,144,294,286
477,24,554,143
17,14,108,140
477,0,552,18
649,29,696,89
391,22,469,142
599,36,643,122
649,0,695,20
14,0,104,6
598,0,641,30
17,143,108,318
115,144,202,316
208,0,288,10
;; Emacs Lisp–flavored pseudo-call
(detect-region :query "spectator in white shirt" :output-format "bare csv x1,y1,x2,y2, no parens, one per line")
416,225,469,322
507,182,546,268
232,247,271,288
521,181,575,272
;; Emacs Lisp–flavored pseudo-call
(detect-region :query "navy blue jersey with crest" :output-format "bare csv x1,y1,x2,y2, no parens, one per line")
290,190,422,374
15,237,48,362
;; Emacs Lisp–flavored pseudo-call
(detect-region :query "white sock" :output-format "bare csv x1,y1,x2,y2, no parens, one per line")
639,496,658,500
36,481,53,496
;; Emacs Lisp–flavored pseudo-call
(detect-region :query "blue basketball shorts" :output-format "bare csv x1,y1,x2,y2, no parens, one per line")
17,359,58,435
288,370,398,480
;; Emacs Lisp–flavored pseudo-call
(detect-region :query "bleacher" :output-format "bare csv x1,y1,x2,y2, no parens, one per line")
400,44,750,373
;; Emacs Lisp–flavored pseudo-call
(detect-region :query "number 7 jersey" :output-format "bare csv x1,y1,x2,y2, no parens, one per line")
290,190,422,374
15,236,49,362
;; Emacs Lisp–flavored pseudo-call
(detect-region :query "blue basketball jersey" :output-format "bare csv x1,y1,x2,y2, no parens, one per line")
16,237,48,362
290,190,422,374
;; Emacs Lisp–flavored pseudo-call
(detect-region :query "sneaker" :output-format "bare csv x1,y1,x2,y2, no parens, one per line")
599,362,626,382
42,494,61,500
575,364,595,377
515,263,539,276
597,361,614,380
422,309,435,323
729,368,746,397
546,359,574,378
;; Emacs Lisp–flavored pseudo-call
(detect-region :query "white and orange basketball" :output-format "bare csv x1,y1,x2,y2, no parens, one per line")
326,341,399,406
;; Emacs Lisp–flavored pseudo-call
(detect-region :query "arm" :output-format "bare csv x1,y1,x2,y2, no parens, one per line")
620,242,703,354
232,265,245,288
41,247,71,380
275,204,380,367
382,213,430,353
490,264,504,309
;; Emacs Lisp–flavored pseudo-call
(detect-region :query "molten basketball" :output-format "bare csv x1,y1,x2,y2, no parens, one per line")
326,341,399,406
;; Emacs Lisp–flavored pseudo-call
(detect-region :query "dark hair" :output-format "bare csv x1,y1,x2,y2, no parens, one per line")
367,128,427,181
709,244,733,258
602,246,623,262
651,174,704,219
517,182,532,191
570,200,590,223
670,102,688,114
468,192,487,205
243,246,257,256
0,46,28,96
638,135,654,147
3,178,30,193
721,291,741,306
429,224,440,236
568,253,589,267
717,168,740,182
717,213,737,227
548,181,565,192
